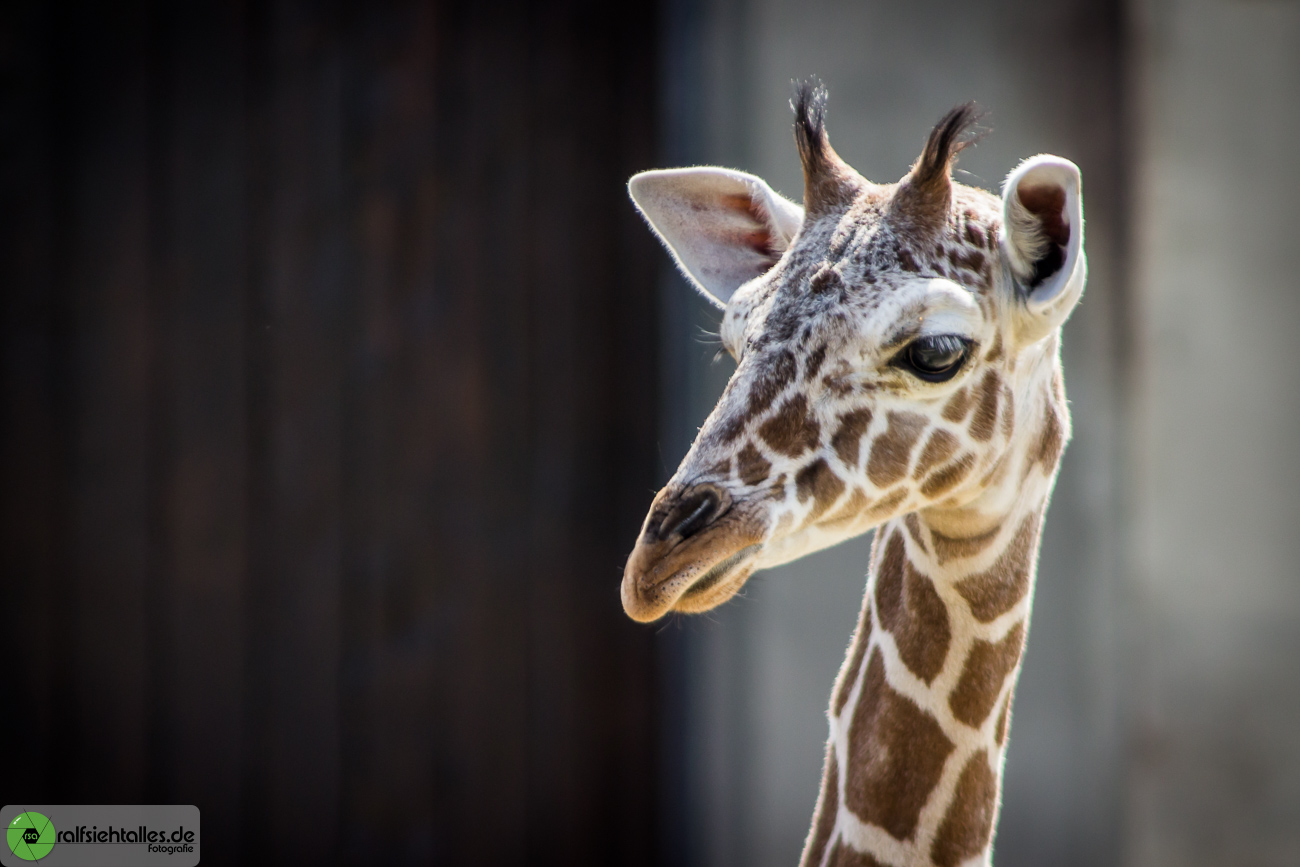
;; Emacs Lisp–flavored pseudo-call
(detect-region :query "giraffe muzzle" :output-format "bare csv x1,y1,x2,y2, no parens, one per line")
622,482,765,622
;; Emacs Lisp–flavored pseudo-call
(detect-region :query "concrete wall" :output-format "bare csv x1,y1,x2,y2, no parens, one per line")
1129,0,1300,863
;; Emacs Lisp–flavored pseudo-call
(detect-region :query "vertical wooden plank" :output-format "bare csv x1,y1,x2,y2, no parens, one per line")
588,12,663,863
244,0,344,860
522,8,587,859
415,1,664,862
58,0,155,802
425,3,534,863
0,2,64,795
572,8,662,860
147,3,249,863
523,3,661,864
335,1,444,862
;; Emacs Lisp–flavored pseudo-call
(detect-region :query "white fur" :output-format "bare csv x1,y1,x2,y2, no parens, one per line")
917,277,984,338
628,167,804,307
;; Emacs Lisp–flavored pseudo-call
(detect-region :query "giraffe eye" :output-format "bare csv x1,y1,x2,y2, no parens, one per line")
897,334,970,382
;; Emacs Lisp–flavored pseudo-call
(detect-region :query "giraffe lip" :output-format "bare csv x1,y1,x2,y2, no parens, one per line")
682,544,761,600
622,517,765,622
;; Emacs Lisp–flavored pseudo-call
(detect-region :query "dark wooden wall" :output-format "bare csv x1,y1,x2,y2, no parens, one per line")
0,2,662,864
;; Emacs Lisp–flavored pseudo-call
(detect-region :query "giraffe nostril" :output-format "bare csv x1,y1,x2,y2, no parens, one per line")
658,486,722,541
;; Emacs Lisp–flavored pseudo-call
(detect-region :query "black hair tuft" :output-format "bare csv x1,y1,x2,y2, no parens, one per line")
913,103,987,192
791,78,832,174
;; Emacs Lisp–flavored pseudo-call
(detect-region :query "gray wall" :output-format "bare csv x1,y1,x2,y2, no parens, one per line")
1128,0,1300,863
653,0,1300,865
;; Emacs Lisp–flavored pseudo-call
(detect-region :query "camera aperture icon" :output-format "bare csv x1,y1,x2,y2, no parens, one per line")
6,812,55,861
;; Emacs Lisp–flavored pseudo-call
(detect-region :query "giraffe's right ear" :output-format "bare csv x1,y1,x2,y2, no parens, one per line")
1001,155,1086,345
629,167,804,308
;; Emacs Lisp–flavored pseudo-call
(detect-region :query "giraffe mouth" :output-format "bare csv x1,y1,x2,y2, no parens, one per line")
622,506,766,622
675,544,762,611
682,543,761,597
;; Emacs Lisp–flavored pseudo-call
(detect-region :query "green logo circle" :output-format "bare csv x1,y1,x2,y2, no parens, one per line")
7,812,55,861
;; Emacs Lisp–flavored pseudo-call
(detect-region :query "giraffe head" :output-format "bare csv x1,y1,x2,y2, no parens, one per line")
622,84,1084,622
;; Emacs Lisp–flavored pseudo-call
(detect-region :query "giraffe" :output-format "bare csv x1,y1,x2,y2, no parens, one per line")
621,82,1085,867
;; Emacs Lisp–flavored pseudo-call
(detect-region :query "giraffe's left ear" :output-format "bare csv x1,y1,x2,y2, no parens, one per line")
1001,155,1086,345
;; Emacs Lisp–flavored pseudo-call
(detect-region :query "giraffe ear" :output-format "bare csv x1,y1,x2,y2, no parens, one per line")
629,167,804,308
1001,155,1086,344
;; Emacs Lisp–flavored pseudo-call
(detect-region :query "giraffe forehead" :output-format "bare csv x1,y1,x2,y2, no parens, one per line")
814,181,1001,275
738,185,1005,351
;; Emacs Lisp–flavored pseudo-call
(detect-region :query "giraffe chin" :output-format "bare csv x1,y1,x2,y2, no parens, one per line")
621,532,764,622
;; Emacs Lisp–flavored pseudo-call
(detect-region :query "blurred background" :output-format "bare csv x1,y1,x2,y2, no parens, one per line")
2,1,1297,866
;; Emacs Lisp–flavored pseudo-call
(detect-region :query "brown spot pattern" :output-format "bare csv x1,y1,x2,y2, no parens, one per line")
864,487,908,519
1000,385,1016,439
805,343,829,381
822,488,871,529
897,247,920,272
797,459,847,523
912,429,959,479
716,414,747,444
832,408,874,468
866,412,928,487
955,248,986,274
845,650,954,841
760,394,821,456
904,512,928,554
800,742,840,867
979,453,1010,488
748,350,798,419
711,379,747,443
930,523,1000,565
736,441,771,486
823,373,854,397
969,369,1001,442
949,621,1026,727
875,532,950,683
941,387,972,423
707,457,733,479
919,453,976,498
1034,406,1064,470
955,514,1039,622
984,332,1003,363
931,751,998,867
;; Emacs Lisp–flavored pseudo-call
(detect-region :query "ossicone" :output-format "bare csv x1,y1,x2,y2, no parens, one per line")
893,103,985,227
791,79,863,216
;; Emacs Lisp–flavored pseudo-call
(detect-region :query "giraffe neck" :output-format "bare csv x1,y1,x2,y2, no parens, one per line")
801,481,1051,867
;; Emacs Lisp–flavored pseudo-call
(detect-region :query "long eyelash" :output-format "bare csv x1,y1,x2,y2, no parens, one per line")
928,334,966,355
